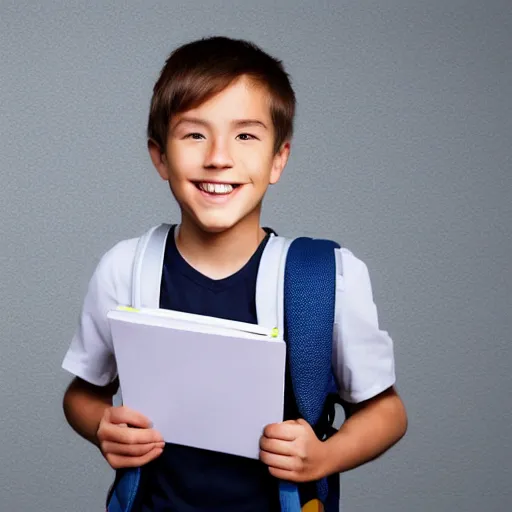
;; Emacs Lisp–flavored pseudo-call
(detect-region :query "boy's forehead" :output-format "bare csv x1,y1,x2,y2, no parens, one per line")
175,77,272,125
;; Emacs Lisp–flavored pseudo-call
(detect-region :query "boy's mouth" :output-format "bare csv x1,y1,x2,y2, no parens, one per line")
194,182,241,195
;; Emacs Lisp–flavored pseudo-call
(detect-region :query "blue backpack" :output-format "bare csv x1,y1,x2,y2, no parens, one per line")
107,224,342,512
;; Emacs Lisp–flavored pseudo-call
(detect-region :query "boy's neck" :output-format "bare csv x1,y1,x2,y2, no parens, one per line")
175,214,267,280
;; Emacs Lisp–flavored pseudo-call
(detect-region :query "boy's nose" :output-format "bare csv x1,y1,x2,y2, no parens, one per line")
204,139,234,170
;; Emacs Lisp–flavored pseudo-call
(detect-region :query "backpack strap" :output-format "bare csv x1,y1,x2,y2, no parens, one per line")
284,237,339,426
131,223,172,309
284,237,340,510
255,233,293,332
106,469,141,512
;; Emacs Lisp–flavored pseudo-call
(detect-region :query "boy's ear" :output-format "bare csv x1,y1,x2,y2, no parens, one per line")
270,141,291,185
148,139,169,181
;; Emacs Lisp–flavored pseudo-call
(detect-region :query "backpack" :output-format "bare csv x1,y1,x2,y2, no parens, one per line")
107,223,343,512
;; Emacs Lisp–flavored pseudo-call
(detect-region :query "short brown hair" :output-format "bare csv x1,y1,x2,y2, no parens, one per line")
147,36,296,153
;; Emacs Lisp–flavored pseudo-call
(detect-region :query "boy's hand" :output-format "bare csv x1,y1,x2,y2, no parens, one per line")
97,406,165,469
259,419,327,483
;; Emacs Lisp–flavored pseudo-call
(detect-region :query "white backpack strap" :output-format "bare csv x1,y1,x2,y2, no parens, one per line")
333,247,343,324
255,234,293,334
131,223,172,309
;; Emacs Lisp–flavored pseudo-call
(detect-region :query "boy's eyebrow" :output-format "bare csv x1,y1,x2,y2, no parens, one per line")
173,117,210,128
173,117,268,130
232,119,268,129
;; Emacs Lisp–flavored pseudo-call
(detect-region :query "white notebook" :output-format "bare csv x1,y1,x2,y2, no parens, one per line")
107,307,286,459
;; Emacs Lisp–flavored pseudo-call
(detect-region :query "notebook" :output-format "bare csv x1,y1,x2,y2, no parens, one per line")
107,306,286,459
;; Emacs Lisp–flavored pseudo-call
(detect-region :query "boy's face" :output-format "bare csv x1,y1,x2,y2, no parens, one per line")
149,76,290,233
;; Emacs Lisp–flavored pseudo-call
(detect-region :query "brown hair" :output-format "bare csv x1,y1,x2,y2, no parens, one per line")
147,36,296,153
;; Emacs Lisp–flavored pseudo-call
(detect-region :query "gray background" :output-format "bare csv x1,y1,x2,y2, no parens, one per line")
1,0,510,510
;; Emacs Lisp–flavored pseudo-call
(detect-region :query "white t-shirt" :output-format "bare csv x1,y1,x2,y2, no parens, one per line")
62,234,396,404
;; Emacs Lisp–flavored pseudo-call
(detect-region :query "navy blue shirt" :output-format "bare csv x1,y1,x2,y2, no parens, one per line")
137,226,280,512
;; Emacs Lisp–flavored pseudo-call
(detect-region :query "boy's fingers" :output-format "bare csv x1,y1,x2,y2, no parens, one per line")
100,424,164,445
268,466,298,482
108,407,152,428
259,436,293,456
263,422,297,441
106,446,164,469
259,451,298,472
101,441,165,457
116,427,164,445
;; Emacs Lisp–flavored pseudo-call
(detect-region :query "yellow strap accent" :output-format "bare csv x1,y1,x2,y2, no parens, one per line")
118,306,139,312
302,499,324,512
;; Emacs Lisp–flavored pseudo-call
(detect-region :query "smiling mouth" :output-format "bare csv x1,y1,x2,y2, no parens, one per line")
194,182,241,195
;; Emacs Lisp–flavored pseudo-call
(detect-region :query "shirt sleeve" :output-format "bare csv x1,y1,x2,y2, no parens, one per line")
61,242,130,386
332,248,396,403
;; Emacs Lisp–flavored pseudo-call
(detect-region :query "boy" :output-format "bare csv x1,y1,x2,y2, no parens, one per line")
62,36,407,511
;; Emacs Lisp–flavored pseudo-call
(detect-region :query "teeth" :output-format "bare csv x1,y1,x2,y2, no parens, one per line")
198,183,234,195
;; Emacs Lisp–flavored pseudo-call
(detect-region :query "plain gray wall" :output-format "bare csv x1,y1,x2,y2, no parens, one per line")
1,0,510,510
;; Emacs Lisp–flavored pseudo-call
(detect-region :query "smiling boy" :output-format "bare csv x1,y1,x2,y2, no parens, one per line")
62,36,407,511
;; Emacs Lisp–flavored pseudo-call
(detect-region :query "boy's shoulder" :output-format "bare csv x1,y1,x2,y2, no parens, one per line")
92,235,141,297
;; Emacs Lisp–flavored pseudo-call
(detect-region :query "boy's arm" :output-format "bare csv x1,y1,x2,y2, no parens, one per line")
63,376,165,468
321,386,407,474
260,386,406,482
63,377,118,446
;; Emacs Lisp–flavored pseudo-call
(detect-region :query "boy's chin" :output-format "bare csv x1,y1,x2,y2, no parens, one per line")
197,221,238,234
191,212,252,235
198,224,231,234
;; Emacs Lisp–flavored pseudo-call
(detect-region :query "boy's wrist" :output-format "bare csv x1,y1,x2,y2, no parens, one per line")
304,441,327,482
316,430,352,478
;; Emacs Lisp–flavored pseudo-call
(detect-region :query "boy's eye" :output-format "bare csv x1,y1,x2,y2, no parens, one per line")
184,133,205,140
237,133,257,141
